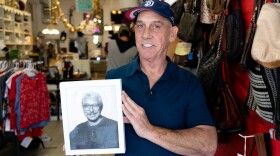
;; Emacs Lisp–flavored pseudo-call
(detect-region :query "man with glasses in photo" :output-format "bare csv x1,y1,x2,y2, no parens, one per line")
69,91,119,149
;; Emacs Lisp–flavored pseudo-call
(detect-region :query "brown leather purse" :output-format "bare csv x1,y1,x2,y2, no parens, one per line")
216,51,243,134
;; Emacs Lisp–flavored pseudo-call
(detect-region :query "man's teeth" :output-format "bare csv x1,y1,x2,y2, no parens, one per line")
143,44,153,47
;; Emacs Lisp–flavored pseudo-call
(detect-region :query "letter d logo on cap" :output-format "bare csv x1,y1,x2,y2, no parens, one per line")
144,0,154,7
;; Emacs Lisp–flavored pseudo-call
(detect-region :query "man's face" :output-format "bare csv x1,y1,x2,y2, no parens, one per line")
134,10,178,61
82,97,102,122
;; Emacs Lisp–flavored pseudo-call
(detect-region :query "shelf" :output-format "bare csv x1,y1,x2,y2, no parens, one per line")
6,43,32,46
0,5,32,58
28,53,39,57
4,30,15,32
3,18,12,21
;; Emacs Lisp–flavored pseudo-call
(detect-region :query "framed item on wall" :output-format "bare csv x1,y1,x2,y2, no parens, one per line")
60,79,125,155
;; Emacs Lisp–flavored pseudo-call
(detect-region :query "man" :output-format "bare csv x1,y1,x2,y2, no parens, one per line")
107,25,138,71
105,0,217,155
69,91,119,149
75,31,87,59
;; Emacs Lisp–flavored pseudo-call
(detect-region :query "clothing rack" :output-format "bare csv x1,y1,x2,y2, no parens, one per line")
0,60,49,155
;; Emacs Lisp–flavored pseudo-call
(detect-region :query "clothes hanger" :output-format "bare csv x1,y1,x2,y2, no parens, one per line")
0,61,8,72
22,60,37,77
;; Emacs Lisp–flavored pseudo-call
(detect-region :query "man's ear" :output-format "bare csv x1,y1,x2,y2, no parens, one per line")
169,26,178,42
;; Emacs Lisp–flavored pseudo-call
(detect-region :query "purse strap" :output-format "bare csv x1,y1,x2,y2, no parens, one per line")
253,0,265,24
248,133,268,156
239,0,265,70
208,0,230,45
255,134,268,156
276,68,280,140
221,25,230,83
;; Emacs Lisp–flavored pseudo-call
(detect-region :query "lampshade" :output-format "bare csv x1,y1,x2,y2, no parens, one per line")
175,42,192,56
42,27,60,35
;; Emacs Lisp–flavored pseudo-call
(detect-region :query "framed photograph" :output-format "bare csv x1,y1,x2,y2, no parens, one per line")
60,79,125,155
48,66,59,78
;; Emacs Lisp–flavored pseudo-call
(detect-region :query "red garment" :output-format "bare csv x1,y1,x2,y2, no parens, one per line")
8,73,23,130
19,72,50,129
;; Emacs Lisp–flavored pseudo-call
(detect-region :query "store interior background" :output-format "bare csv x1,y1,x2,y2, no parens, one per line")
2,0,279,156
28,0,140,79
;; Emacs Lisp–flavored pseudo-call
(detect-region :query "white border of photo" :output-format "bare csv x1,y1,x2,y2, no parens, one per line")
60,79,125,155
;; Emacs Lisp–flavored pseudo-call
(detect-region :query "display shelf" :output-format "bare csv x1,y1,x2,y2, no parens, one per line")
0,5,32,59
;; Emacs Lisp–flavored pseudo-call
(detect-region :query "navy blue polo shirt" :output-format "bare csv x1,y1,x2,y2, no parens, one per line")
106,56,215,156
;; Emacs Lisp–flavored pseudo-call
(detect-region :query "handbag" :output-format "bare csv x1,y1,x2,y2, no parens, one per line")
170,0,185,25
198,7,244,142
247,63,280,140
215,47,243,134
197,11,225,91
177,0,202,43
200,0,216,24
206,0,226,14
226,0,244,64
212,23,244,142
251,3,280,69
239,0,265,70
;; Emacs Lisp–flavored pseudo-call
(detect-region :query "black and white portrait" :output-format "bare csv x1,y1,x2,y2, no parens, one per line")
60,79,125,155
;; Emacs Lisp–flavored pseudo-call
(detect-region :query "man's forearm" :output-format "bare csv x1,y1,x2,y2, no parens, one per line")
144,125,218,156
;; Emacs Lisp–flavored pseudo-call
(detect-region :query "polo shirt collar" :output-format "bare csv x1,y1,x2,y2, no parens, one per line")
124,56,185,81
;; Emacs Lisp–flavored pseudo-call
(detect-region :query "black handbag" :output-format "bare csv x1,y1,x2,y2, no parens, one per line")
226,0,244,63
197,11,225,91
170,0,185,25
177,0,202,43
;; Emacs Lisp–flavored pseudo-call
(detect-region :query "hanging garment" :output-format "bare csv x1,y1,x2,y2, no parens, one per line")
17,72,50,131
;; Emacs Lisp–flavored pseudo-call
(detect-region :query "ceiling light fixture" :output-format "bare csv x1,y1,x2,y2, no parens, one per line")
42,27,60,35
41,0,60,35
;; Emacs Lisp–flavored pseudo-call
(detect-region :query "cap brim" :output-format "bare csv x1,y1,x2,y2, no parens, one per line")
125,7,149,20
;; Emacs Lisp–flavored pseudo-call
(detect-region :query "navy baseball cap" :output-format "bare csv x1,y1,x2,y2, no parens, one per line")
125,0,175,26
